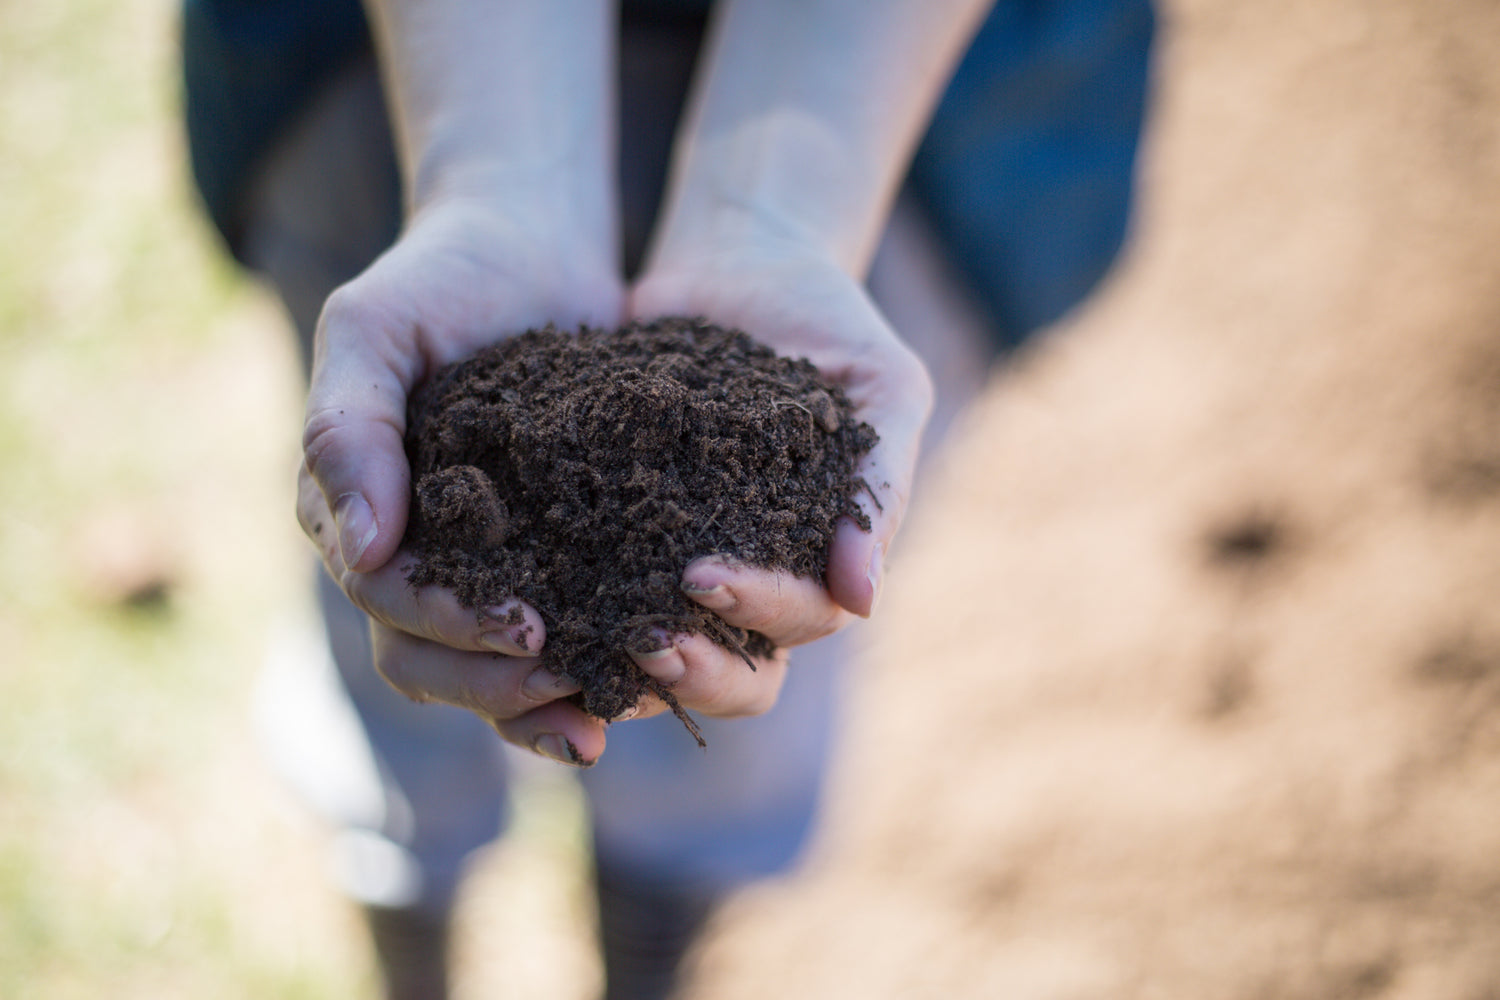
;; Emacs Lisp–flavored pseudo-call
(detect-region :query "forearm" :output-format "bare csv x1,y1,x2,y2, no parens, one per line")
648,0,992,277
363,0,616,245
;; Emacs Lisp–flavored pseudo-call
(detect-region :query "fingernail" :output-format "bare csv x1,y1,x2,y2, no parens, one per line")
479,603,537,655
479,630,530,656
522,668,578,702
681,554,741,610
681,579,734,612
532,734,593,768
484,603,526,627
334,492,378,568
866,543,885,615
633,641,686,684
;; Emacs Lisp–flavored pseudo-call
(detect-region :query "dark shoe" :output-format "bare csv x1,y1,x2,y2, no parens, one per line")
362,904,451,1000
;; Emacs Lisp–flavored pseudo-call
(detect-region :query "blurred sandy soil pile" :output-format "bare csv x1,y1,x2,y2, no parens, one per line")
681,1,1500,997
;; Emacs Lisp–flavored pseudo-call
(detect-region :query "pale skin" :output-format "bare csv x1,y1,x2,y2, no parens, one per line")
296,0,994,765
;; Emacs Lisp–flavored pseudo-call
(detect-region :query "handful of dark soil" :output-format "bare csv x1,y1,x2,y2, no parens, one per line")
403,317,877,742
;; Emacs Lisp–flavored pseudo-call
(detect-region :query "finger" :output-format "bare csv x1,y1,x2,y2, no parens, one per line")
300,467,547,654
826,340,932,617
612,690,671,722
628,632,789,718
679,555,849,647
826,514,883,618
302,284,425,573
349,554,548,655
373,626,607,765
494,701,609,767
297,463,343,568
371,623,576,720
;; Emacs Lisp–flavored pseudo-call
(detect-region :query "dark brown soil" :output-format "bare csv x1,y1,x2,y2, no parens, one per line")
401,317,877,739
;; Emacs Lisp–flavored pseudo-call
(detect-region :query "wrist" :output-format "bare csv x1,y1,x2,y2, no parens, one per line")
645,190,854,286
385,194,623,336
410,168,618,273
647,121,876,279
406,111,613,226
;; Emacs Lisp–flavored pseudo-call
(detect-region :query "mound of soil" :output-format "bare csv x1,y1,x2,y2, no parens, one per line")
401,317,877,740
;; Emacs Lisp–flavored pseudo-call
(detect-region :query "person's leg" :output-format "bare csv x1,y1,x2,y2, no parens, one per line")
241,54,510,1000
579,14,1004,1000
575,190,999,998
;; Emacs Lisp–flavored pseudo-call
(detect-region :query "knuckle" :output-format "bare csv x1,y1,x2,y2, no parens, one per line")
300,408,349,477
450,674,485,715
407,583,469,647
317,284,382,342
688,656,785,719
732,597,781,634
798,612,843,646
460,668,523,721
338,567,381,621
722,667,786,719
728,571,812,634
790,598,847,646
406,584,441,642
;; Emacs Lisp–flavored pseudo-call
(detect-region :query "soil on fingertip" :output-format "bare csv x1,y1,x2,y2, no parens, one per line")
401,317,877,742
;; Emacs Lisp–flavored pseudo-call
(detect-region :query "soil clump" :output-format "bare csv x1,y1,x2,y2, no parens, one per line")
402,317,876,740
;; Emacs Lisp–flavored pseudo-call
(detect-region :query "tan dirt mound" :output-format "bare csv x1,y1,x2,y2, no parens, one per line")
678,1,1500,997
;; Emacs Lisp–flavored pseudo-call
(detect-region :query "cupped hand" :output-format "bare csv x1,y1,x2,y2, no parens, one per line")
297,195,623,764
621,236,933,719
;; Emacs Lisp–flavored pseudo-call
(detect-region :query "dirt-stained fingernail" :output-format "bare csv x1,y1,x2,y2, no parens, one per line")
532,734,593,768
478,602,539,655
681,580,734,612
522,668,578,703
632,641,686,684
479,630,529,656
681,554,742,601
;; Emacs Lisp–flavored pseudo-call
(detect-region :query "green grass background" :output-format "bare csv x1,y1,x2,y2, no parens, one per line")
0,1,374,996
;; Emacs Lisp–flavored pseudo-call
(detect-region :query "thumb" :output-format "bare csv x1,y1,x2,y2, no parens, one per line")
302,289,420,573
825,347,932,617
825,447,906,618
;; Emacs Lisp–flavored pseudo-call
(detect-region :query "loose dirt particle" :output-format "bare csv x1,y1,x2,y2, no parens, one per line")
402,318,877,739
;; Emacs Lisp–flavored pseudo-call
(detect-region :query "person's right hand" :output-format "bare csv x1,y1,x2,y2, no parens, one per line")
296,193,624,766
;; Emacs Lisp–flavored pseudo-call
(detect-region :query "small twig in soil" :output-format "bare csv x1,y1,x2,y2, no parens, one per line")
641,674,706,748
702,615,758,672
772,398,816,447
696,501,725,542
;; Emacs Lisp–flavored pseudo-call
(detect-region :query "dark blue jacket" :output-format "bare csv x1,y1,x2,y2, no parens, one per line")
183,0,1153,345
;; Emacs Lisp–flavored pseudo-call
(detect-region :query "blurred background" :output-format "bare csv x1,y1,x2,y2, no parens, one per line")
676,2,1500,997
5,0,1500,998
1,2,600,997
2,0,360,995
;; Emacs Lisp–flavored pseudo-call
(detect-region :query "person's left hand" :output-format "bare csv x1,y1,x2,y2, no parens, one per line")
619,231,933,721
